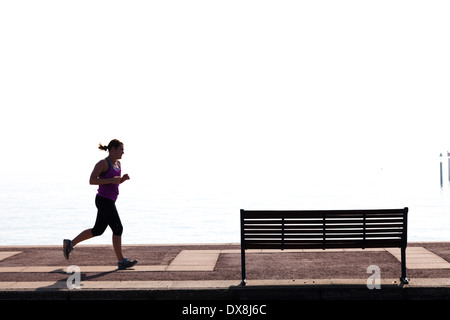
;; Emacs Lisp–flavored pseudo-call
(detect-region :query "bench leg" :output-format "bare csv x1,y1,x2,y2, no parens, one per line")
241,247,246,286
400,247,409,284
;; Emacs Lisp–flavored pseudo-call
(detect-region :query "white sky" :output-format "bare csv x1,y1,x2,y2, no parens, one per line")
1,1,450,192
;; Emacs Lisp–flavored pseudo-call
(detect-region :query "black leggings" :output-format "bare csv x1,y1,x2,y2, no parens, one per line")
91,195,123,237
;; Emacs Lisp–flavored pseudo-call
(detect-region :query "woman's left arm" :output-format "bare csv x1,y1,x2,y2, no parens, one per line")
120,174,130,184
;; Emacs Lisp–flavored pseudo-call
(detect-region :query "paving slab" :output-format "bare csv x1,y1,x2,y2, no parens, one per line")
0,252,22,262
386,247,450,269
166,249,220,271
2,277,449,291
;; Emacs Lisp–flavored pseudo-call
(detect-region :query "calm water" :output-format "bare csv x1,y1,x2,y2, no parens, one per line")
1,169,449,246
1,1,449,247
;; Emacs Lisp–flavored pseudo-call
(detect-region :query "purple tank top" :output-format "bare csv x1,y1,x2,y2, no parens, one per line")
97,158,121,201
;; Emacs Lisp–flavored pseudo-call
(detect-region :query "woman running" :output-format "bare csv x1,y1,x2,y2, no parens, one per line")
63,139,138,270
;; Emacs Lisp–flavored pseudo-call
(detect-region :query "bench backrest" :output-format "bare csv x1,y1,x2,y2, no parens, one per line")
241,208,408,250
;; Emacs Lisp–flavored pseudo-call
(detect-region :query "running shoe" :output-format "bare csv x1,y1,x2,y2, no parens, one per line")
63,239,73,260
118,257,138,270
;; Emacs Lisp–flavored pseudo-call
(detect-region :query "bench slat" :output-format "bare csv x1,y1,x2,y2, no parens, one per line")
244,239,402,248
243,218,404,224
242,209,406,218
244,228,404,233
244,224,404,229
244,233,402,239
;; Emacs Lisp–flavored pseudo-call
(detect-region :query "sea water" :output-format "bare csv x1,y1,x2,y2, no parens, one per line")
1,168,449,246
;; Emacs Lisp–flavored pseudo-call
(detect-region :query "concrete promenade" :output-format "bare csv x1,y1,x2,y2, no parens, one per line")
0,242,449,300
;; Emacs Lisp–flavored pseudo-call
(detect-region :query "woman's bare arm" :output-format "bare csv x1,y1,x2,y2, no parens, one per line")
89,160,122,185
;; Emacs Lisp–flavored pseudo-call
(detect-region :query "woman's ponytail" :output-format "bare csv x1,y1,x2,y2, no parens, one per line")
98,139,123,152
98,143,109,151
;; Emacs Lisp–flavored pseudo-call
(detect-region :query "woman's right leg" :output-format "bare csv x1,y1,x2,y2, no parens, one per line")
63,196,108,259
64,228,95,259
72,196,109,246
72,228,94,246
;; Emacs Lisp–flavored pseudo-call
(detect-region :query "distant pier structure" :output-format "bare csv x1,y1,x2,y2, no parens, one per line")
448,152,450,182
438,152,450,187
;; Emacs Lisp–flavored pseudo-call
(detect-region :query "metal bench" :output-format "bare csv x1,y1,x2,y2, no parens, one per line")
240,208,409,285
